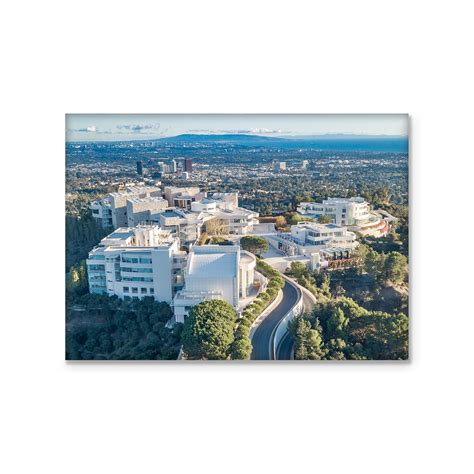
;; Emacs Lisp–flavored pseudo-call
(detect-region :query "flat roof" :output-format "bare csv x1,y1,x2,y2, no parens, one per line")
188,252,237,278
126,196,166,204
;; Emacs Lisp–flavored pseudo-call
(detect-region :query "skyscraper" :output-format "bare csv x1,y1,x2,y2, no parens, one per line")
136,161,143,175
184,158,192,172
273,161,286,173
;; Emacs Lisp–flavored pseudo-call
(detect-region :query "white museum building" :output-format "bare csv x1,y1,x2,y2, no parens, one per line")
173,245,257,323
297,197,392,237
86,225,186,303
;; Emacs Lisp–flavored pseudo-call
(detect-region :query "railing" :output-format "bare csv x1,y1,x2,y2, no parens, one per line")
272,274,304,359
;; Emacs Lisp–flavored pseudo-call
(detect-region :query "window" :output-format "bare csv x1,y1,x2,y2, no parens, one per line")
92,209,100,214
139,257,152,264
124,295,131,301
88,264,105,271
150,288,154,295
121,267,153,273
123,287,129,293
132,287,138,294
122,276,154,282
90,254,105,261
141,288,147,294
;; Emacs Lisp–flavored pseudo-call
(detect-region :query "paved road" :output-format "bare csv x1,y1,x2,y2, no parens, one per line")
276,282,317,360
276,330,294,360
251,281,299,360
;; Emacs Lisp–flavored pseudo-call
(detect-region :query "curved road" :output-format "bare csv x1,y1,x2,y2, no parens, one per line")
277,330,294,360
276,284,317,359
251,281,299,360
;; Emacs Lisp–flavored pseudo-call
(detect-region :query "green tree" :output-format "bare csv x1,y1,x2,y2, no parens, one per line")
288,213,315,225
289,317,326,360
274,215,287,229
364,247,384,281
66,260,89,299
317,214,333,224
383,252,408,285
231,336,252,360
327,307,349,338
182,300,237,360
239,235,269,256
290,261,307,279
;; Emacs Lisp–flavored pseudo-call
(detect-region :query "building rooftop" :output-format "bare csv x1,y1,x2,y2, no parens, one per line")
188,252,237,278
126,196,167,204
294,222,345,231
99,225,176,247
324,196,367,204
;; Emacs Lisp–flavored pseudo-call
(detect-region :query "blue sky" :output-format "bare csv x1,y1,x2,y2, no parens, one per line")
66,114,408,142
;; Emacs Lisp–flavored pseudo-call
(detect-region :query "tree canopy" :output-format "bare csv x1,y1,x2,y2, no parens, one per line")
182,300,237,360
317,214,333,224
290,297,408,360
66,294,181,360
239,235,269,256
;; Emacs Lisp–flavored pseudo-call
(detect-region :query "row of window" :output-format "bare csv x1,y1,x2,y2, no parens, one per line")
89,275,106,281
121,256,152,264
89,254,105,260
88,264,105,271
121,267,153,273
122,276,153,282
123,287,154,295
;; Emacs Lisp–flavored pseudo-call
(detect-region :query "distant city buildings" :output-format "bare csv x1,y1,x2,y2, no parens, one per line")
136,161,143,176
273,161,286,173
184,158,192,173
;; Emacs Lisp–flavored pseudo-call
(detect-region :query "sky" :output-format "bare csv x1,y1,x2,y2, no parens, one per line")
66,114,408,142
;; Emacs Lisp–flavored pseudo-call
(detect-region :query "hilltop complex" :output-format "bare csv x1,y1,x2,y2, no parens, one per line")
87,186,394,321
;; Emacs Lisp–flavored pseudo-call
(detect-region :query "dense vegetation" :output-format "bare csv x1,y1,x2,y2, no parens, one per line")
289,297,408,360
65,192,110,271
181,300,237,360
287,234,408,359
66,294,182,360
239,235,269,256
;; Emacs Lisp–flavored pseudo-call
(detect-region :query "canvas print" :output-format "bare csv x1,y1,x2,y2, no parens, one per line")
66,114,409,360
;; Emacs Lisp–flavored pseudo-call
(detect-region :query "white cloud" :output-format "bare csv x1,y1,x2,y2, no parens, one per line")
116,123,160,132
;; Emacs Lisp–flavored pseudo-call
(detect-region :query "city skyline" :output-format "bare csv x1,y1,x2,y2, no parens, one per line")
66,114,409,142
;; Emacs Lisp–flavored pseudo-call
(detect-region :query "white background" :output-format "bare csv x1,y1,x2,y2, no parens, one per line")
1,1,473,473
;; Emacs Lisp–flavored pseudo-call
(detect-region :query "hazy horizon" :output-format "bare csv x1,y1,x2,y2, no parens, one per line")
66,114,409,143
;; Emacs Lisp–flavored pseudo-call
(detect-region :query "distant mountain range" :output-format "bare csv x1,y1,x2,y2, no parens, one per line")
156,133,408,152
67,133,408,153
159,133,282,143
